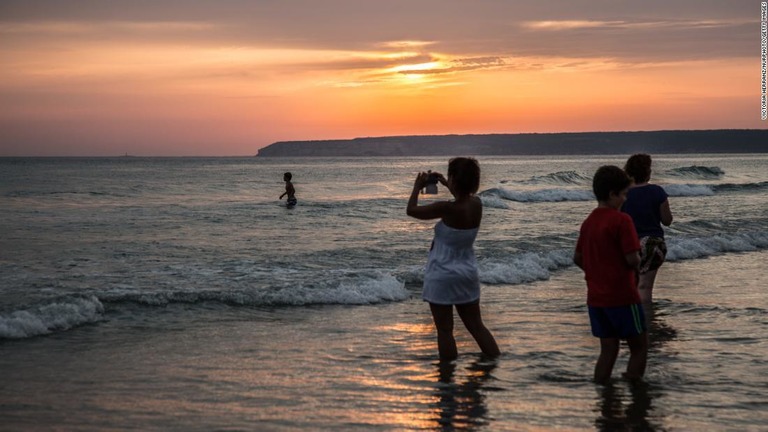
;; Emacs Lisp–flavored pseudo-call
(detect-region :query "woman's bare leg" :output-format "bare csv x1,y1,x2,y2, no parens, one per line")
637,268,659,305
456,302,500,357
429,303,458,360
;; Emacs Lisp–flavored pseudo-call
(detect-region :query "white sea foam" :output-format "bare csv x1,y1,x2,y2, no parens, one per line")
663,184,715,197
478,249,574,284
474,232,768,286
110,270,409,307
666,232,768,261
0,296,104,339
528,171,591,185
483,187,594,203
479,195,510,209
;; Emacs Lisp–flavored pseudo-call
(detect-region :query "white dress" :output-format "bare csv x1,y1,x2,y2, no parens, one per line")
422,220,481,305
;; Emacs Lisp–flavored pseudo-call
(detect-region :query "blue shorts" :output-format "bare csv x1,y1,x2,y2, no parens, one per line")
588,304,646,339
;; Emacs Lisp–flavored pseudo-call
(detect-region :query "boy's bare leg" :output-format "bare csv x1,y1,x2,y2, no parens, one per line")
430,303,458,360
456,302,500,357
624,333,649,381
595,338,620,384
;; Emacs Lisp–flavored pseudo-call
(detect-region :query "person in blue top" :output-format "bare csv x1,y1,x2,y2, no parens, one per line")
621,154,674,305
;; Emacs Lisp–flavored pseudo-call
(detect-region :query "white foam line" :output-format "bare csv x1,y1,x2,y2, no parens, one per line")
0,296,104,339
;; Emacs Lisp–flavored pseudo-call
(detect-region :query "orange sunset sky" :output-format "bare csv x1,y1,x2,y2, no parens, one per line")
0,1,765,156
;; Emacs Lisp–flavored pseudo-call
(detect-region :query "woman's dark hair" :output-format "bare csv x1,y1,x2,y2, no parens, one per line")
448,157,480,195
624,153,652,184
592,165,631,201
283,172,292,181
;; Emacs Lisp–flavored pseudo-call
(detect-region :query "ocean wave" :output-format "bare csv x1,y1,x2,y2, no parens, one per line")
527,171,591,185
667,165,724,179
712,181,768,193
479,194,510,209
478,249,574,285
482,182,765,203
480,187,594,203
104,270,409,307
666,232,768,261
481,182,733,203
0,272,409,340
401,249,574,286
5,233,766,340
4,190,128,198
660,182,768,197
0,296,104,339
475,232,768,285
662,184,715,197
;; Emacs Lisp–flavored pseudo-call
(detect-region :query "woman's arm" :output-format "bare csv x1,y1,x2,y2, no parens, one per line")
659,199,673,226
407,172,451,220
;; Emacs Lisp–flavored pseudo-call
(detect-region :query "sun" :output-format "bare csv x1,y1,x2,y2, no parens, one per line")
390,61,443,83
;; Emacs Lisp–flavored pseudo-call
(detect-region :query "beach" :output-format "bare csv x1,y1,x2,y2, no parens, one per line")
1,155,767,430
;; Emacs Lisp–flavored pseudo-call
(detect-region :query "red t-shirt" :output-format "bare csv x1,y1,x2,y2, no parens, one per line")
576,207,641,307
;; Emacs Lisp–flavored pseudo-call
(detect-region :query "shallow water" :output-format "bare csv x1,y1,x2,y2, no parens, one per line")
1,155,767,430
1,251,766,430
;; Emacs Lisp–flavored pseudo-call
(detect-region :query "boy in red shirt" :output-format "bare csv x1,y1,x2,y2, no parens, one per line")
574,165,648,384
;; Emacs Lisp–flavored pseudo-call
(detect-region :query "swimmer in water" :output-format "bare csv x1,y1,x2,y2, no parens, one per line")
279,172,297,208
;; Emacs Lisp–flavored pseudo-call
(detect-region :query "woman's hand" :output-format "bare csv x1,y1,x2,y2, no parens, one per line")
407,171,452,220
435,173,448,186
413,171,446,190
413,172,428,190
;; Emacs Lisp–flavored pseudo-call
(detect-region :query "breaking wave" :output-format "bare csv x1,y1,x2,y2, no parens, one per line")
527,171,591,185
667,166,725,179
480,187,594,203
663,184,715,197
0,296,104,339
102,270,409,307
666,231,768,261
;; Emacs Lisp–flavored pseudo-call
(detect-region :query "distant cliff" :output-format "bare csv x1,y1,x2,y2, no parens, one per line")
256,130,767,157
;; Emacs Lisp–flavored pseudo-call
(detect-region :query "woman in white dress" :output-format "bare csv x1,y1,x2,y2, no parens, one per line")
407,157,500,360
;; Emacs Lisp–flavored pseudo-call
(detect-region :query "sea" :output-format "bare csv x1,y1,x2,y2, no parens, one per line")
1,154,767,431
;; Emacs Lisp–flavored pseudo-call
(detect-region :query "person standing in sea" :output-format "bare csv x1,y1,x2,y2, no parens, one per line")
279,172,297,208
406,157,500,360
574,165,647,383
621,154,674,306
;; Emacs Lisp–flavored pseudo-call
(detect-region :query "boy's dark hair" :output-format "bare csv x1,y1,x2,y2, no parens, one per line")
283,172,292,181
624,154,652,184
448,157,480,195
592,165,631,201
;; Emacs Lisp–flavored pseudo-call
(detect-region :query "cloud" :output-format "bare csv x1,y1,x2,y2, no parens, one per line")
522,20,626,31
396,56,506,75
522,18,753,31
376,40,436,49
0,20,217,35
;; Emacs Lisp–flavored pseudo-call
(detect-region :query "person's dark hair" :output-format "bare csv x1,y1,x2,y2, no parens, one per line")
448,157,480,195
283,172,292,181
624,153,652,184
592,165,631,201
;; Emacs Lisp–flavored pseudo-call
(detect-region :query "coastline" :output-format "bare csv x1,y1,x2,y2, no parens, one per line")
256,130,768,158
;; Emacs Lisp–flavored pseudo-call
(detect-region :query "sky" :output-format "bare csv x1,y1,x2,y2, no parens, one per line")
0,0,764,156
